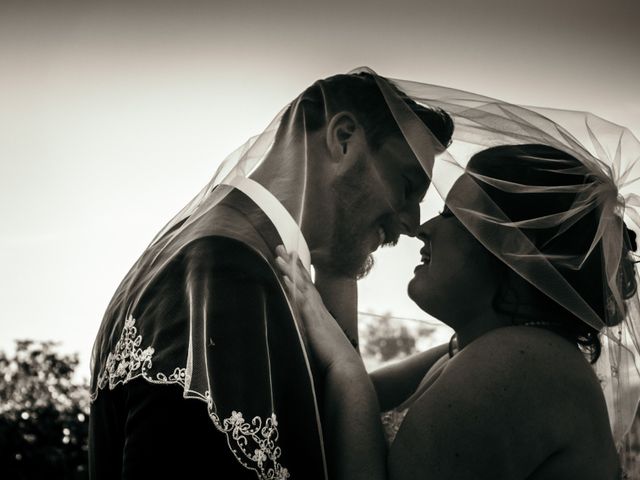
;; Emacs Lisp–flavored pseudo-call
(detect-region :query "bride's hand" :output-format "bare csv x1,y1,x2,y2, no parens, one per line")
275,246,361,374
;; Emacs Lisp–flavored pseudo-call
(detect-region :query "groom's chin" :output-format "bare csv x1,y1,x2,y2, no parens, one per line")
319,254,373,280
320,239,374,279
355,254,375,280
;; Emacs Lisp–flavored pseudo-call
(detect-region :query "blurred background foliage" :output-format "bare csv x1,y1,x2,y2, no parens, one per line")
0,340,89,480
360,312,441,369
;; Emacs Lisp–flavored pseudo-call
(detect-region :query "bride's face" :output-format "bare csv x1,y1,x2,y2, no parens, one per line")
408,179,502,324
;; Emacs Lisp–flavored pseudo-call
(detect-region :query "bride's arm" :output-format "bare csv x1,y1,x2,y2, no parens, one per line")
276,247,560,480
324,360,388,480
370,343,448,411
276,248,388,480
312,259,449,413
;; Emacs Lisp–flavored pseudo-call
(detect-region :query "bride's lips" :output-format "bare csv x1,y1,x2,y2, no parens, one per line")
414,244,431,272
420,246,431,263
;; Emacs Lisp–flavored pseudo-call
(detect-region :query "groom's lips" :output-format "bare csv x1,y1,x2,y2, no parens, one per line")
374,225,392,250
378,222,401,247
377,226,386,246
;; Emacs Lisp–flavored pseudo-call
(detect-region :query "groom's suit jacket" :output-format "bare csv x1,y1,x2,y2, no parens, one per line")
89,188,328,480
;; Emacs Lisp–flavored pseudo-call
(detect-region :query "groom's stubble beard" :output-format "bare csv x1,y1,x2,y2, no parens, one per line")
331,201,376,280
326,157,379,279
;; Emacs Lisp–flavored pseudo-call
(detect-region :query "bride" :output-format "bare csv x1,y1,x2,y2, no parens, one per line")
276,142,638,479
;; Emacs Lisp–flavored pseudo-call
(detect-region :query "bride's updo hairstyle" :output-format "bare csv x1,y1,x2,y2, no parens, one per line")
465,144,638,363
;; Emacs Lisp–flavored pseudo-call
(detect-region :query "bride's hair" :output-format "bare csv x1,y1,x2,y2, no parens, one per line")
466,144,637,363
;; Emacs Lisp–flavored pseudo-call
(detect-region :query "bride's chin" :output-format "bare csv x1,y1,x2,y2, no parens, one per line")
407,277,420,302
407,275,436,315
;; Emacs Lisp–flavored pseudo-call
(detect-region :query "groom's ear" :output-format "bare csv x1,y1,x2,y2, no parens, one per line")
326,112,363,161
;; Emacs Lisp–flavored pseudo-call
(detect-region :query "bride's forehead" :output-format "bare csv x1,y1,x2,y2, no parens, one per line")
444,174,483,204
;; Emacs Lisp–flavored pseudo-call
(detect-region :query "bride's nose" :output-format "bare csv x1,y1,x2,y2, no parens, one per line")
416,220,433,243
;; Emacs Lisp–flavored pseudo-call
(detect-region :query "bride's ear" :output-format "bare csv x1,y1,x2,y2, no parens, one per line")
326,112,362,161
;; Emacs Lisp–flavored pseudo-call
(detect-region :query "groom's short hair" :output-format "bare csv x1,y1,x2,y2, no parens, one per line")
279,72,454,151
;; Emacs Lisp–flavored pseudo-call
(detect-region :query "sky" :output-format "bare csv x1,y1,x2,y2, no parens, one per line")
1,0,639,379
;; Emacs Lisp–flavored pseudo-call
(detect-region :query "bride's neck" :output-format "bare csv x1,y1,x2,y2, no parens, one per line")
453,310,513,350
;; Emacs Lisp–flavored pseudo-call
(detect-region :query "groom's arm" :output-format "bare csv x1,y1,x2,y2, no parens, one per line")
370,342,448,411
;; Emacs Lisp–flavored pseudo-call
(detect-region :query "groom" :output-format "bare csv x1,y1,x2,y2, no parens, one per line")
89,72,453,480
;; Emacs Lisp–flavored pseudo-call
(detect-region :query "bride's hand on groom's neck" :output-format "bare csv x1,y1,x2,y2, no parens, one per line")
275,247,361,373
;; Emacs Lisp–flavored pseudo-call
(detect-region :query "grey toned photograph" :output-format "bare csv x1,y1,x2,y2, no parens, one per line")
1,1,639,478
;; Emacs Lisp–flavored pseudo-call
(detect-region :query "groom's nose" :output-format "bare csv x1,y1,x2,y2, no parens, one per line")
399,202,421,237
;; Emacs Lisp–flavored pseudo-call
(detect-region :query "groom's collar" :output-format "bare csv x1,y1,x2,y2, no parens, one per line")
219,176,312,272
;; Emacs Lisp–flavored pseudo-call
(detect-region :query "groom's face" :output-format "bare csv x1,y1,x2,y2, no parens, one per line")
330,135,430,278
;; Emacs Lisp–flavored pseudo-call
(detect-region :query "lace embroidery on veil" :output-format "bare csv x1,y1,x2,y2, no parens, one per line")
91,315,290,480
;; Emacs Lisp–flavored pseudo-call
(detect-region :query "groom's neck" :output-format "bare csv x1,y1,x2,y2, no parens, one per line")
314,270,359,352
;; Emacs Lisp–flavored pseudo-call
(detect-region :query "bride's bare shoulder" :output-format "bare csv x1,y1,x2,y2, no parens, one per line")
389,326,614,478
456,325,594,376
445,325,606,422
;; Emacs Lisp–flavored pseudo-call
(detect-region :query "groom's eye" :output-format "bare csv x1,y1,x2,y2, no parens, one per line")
402,177,412,199
402,176,411,199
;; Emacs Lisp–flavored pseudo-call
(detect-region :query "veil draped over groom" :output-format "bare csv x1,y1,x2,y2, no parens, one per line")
89,67,640,478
